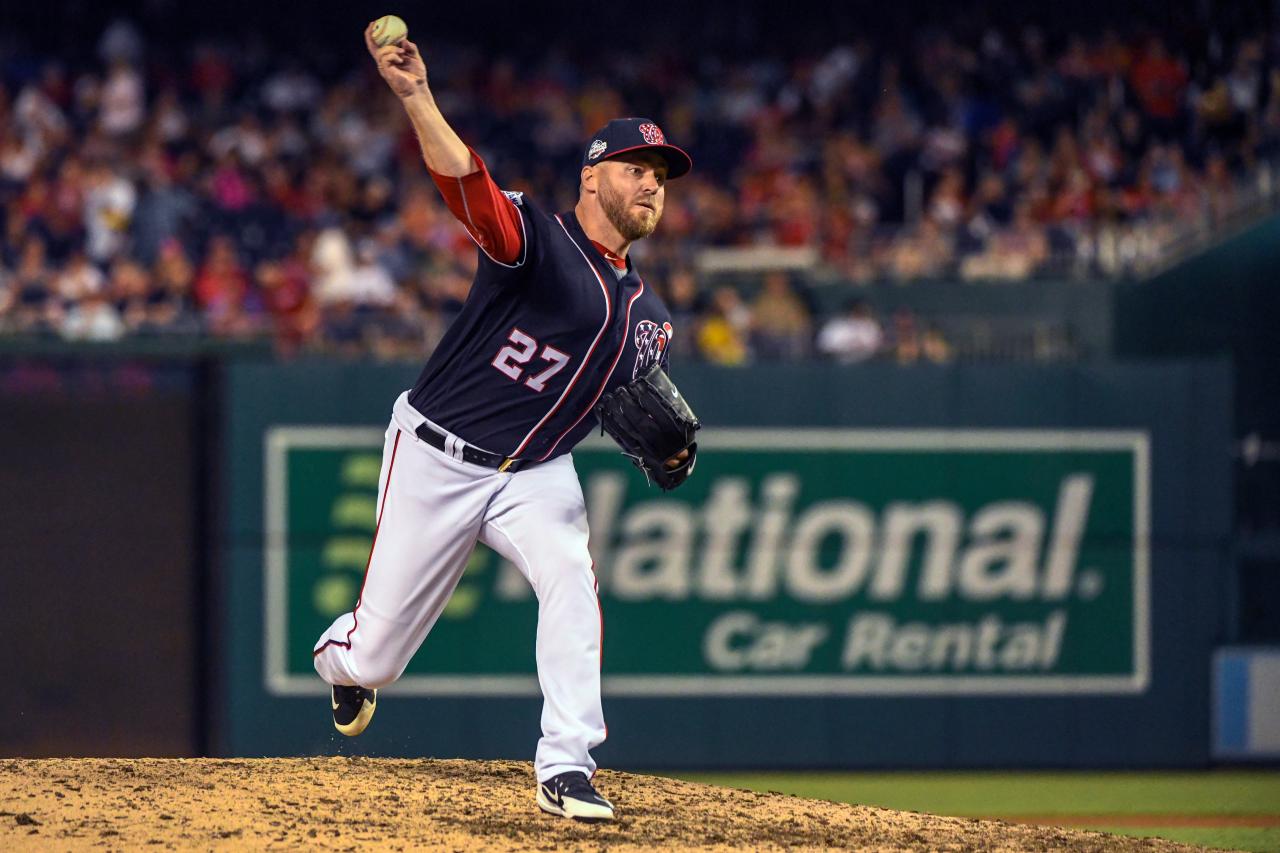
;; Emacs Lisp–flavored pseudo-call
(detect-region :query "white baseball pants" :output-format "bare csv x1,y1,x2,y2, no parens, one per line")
313,391,606,782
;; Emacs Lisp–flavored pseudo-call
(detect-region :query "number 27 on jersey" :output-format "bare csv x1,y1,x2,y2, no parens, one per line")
491,328,571,392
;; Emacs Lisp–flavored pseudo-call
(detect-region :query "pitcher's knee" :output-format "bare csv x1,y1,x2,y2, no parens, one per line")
531,558,597,601
350,650,407,689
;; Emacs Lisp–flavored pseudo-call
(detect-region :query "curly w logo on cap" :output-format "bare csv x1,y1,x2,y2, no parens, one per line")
638,123,666,145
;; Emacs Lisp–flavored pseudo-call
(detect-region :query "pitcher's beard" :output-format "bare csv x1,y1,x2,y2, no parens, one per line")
600,183,660,241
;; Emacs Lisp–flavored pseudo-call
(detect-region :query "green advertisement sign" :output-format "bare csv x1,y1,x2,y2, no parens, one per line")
264,428,1149,697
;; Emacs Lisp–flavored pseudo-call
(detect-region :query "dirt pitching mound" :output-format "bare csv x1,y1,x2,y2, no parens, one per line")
1,758,1202,851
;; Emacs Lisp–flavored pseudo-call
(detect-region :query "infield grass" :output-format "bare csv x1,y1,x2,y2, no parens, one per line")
670,771,1280,852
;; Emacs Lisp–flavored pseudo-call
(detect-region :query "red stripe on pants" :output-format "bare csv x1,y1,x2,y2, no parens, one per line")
313,429,402,656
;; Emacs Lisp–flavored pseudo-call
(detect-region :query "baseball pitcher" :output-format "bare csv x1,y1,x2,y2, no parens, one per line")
311,21,700,822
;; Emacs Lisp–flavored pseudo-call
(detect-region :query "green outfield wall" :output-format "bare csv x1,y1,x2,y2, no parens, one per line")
222,359,1231,767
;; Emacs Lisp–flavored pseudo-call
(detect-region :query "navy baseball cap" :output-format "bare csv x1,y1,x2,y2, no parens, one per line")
582,118,693,179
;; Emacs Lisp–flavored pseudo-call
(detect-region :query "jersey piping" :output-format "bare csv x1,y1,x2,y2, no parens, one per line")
538,277,645,461
456,176,528,269
508,214,613,458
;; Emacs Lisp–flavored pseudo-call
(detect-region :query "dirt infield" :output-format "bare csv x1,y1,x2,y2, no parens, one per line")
0,757,1206,851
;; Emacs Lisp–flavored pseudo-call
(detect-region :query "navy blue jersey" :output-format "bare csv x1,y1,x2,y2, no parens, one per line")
408,193,674,462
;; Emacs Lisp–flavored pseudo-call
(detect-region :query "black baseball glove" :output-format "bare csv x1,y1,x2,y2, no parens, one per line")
595,363,700,490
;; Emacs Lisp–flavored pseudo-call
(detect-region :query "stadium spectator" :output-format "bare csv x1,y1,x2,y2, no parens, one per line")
60,281,125,341
255,249,316,354
887,308,952,365
98,58,145,137
888,308,924,364
110,256,155,332
664,267,704,362
82,161,136,264
194,234,256,336
698,287,752,365
145,240,202,336
0,128,41,188
750,271,813,360
132,153,200,265
887,219,954,281
10,236,54,335
0,270,12,331
961,200,1050,280
52,250,106,306
1129,38,1188,134
921,326,953,363
817,298,884,364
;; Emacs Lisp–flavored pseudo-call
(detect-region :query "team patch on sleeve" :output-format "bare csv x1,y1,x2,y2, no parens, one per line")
502,190,524,206
632,320,673,378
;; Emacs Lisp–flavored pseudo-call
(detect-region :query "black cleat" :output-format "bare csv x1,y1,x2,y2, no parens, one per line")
537,771,615,822
331,685,376,736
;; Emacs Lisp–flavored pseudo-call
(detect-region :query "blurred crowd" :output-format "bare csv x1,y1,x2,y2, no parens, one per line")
0,17,1277,359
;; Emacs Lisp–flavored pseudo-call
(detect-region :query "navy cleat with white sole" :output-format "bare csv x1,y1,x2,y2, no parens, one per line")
537,771,615,822
331,685,377,736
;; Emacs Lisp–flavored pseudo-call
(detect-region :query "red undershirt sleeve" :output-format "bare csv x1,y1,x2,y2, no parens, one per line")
427,147,525,266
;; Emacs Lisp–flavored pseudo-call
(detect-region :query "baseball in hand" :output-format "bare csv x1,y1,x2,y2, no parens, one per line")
371,15,408,47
